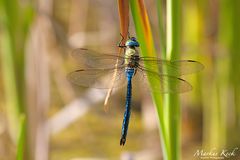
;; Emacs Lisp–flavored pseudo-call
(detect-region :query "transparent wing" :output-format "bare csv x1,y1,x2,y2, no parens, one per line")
135,68,193,93
71,48,125,68
67,67,127,89
139,57,204,76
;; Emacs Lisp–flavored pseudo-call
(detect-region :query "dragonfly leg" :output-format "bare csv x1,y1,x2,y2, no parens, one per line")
118,33,126,48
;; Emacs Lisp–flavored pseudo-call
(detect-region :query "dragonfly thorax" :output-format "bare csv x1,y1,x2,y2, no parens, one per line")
124,48,140,68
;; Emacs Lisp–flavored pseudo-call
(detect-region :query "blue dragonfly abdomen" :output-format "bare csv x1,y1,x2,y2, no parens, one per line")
120,68,135,146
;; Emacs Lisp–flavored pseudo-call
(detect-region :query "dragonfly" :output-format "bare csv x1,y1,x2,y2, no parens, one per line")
68,36,204,146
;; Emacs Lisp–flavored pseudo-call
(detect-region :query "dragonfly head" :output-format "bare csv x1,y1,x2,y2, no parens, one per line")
125,37,140,48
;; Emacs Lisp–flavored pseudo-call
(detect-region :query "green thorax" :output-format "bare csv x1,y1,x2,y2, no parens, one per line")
124,47,139,65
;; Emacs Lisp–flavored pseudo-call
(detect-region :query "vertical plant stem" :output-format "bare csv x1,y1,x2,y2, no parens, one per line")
118,0,129,40
202,0,226,150
104,0,130,109
130,1,170,159
156,0,166,56
229,0,240,128
0,23,20,143
17,115,26,160
1,1,34,159
165,0,181,159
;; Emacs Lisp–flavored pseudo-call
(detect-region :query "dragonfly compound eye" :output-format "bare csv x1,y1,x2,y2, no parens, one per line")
125,37,140,47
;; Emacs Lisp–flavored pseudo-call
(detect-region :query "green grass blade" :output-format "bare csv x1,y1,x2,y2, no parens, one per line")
17,115,27,160
164,0,181,159
0,17,20,142
130,1,170,159
156,0,166,57
229,0,240,127
0,1,34,159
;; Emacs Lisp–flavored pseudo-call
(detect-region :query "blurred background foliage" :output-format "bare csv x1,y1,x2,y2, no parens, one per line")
0,0,239,160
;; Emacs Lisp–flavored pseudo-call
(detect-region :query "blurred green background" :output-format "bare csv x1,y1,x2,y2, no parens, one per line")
0,0,240,160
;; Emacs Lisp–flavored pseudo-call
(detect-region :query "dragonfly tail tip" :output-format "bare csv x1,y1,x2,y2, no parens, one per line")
120,138,126,146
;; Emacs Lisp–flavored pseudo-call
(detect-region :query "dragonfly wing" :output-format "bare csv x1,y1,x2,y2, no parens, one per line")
67,67,127,89
71,48,125,68
136,68,192,93
139,57,204,76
